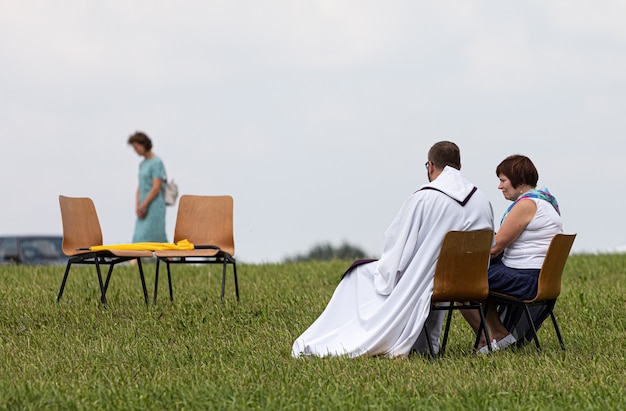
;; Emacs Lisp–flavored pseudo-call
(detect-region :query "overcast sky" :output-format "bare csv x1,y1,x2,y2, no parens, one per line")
1,1,624,263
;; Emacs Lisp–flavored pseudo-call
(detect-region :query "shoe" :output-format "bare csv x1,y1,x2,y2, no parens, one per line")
478,339,499,355
496,334,516,350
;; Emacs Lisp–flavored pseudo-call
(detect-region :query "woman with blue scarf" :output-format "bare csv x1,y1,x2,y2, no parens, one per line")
463,155,563,353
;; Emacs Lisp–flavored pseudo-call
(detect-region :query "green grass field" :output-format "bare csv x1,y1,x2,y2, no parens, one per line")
1,254,625,410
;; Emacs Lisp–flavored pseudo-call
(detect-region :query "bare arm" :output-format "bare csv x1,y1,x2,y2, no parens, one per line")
136,178,163,219
491,199,537,258
135,188,144,218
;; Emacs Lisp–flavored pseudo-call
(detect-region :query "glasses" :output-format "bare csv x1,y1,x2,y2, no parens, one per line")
424,161,430,169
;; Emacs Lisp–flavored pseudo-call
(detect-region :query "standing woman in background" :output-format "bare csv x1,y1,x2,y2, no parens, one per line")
128,132,168,243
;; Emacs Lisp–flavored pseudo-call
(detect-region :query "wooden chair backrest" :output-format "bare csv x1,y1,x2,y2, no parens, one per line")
432,229,493,302
532,233,577,302
173,195,235,256
58,195,103,256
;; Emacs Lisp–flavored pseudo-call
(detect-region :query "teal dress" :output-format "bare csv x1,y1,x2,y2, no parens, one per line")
133,157,168,243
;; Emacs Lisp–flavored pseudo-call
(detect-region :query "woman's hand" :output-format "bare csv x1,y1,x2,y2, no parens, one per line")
135,178,162,219
136,204,147,219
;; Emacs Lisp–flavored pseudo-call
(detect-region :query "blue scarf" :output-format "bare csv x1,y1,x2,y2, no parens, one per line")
500,187,560,225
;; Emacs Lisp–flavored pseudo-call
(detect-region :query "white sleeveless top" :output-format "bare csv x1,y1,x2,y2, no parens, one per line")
502,198,563,269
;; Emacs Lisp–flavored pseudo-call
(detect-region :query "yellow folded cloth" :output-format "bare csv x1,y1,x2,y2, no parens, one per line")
89,239,195,251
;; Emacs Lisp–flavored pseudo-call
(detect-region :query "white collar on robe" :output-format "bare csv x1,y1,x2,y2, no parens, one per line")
419,166,475,204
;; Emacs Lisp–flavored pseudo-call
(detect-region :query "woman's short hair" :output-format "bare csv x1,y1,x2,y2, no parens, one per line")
496,155,538,188
127,131,152,151
428,141,461,170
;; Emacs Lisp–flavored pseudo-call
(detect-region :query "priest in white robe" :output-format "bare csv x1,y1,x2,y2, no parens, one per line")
292,141,494,358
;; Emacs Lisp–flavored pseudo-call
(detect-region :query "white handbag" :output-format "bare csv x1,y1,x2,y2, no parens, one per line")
162,178,179,206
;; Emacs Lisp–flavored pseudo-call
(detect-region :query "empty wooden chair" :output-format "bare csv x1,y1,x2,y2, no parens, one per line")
57,195,153,305
153,195,238,303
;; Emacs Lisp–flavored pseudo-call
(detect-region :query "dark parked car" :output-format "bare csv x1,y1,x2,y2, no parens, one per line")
0,235,69,265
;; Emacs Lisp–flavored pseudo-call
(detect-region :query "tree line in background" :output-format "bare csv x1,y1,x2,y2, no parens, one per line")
284,242,372,263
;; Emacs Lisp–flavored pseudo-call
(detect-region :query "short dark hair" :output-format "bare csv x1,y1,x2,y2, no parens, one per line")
428,141,461,170
495,155,538,188
127,131,152,151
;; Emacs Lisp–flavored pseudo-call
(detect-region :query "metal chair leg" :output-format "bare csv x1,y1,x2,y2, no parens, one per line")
439,309,454,356
137,258,148,305
477,305,492,352
154,258,160,305
102,264,115,297
233,261,239,301
57,262,72,302
95,259,107,306
523,305,542,351
423,322,436,360
220,259,227,302
166,262,173,302
547,303,566,351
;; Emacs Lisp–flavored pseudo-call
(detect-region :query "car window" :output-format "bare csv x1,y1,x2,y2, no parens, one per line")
0,237,19,261
21,238,64,259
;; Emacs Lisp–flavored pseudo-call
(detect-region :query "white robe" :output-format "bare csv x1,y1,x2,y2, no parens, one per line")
292,167,494,358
